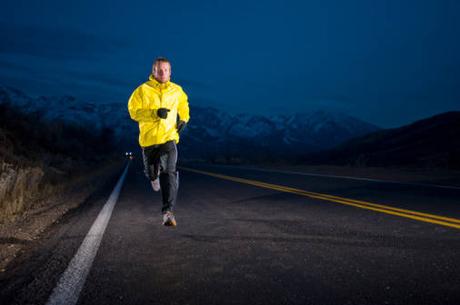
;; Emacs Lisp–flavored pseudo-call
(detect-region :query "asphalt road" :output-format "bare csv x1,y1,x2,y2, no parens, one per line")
1,159,459,305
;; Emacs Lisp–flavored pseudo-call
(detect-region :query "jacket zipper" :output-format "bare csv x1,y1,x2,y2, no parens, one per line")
156,86,163,140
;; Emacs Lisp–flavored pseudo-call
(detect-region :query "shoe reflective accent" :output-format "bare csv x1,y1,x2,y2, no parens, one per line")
151,178,160,192
162,211,177,227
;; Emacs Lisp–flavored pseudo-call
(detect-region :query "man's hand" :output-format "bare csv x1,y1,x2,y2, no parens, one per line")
176,120,186,134
157,108,170,119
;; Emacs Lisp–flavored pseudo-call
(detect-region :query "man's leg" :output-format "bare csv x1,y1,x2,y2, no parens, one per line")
158,141,179,224
141,145,161,191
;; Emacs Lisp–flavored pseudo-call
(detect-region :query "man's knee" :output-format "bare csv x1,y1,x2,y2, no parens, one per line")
160,169,177,178
159,156,176,173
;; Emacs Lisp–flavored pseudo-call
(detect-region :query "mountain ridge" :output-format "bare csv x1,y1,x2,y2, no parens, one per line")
0,85,381,161
303,111,460,169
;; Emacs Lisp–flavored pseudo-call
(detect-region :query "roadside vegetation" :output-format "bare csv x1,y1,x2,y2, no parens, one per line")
0,102,121,222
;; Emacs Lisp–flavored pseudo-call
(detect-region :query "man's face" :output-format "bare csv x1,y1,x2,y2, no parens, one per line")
153,61,171,83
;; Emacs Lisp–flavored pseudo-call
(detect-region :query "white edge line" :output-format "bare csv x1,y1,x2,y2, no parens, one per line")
46,161,130,305
204,164,460,190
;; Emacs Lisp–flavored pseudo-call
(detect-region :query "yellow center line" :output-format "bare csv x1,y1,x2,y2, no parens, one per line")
180,167,460,230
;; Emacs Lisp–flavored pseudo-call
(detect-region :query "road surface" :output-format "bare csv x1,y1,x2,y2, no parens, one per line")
1,159,459,305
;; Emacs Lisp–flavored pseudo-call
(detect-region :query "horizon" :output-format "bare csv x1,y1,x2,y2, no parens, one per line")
1,78,458,129
2,83,458,130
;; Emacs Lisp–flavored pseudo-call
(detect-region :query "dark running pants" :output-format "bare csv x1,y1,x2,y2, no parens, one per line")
141,140,179,213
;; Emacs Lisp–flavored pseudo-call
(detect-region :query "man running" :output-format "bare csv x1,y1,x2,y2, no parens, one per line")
128,57,190,227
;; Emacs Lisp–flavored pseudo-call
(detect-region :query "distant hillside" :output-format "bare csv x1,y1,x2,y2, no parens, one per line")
0,102,116,167
0,85,138,148
303,111,460,169
0,85,381,163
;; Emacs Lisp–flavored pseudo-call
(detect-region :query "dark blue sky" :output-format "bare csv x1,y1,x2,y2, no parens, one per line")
1,0,459,127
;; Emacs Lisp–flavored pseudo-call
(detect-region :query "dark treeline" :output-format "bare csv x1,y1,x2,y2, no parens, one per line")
0,102,117,169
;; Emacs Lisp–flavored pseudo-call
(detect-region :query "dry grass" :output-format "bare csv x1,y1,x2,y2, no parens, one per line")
0,159,122,223
0,162,44,220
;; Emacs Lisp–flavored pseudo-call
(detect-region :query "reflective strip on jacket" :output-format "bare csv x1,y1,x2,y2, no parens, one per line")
128,75,190,147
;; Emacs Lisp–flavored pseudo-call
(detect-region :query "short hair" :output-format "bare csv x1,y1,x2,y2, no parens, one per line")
152,56,171,71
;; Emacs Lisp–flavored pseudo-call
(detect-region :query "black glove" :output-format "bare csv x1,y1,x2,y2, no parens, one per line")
176,120,186,134
157,108,170,119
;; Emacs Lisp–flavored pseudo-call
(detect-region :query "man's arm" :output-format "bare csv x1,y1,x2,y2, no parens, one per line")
177,89,190,123
176,89,190,133
127,86,158,122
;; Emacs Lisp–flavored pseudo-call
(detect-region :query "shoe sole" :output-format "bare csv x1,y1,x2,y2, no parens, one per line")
163,219,177,227
162,215,177,227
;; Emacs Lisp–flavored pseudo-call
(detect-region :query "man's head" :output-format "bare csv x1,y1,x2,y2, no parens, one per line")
152,57,171,83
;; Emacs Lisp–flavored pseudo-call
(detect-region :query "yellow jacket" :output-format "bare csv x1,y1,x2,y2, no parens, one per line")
128,75,190,147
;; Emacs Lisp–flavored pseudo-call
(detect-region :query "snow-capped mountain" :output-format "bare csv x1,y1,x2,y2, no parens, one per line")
181,105,380,161
0,85,381,162
0,85,137,145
